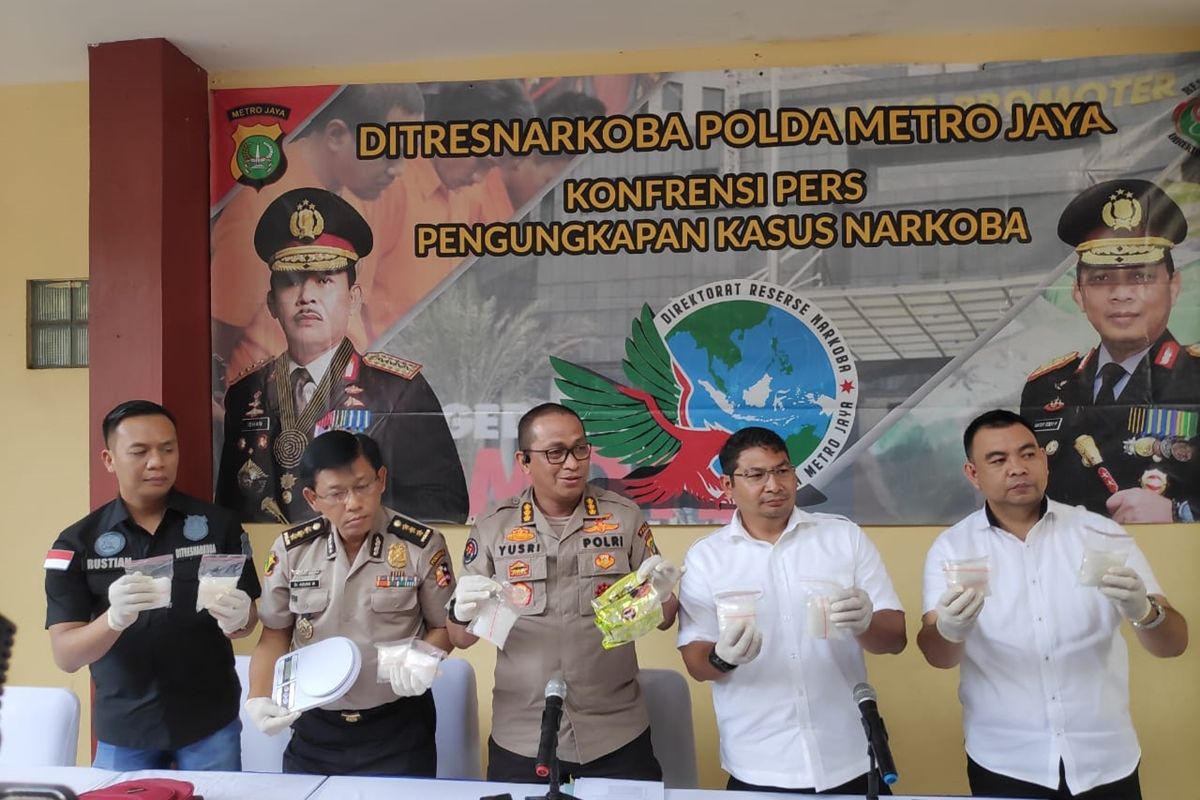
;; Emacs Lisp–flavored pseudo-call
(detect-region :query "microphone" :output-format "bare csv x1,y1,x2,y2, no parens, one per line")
853,682,898,786
534,676,567,779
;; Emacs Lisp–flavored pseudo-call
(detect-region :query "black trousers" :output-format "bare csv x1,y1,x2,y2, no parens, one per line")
487,727,662,784
727,772,892,795
283,693,437,777
967,757,1141,800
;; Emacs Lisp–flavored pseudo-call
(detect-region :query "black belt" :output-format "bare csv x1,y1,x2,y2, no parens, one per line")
303,693,430,726
285,693,438,776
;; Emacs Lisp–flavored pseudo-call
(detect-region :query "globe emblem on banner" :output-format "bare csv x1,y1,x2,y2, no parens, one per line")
551,280,858,505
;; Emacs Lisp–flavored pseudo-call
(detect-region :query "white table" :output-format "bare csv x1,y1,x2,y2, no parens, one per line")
0,766,117,793
314,775,963,799
0,767,979,799
308,775,548,799
115,769,326,800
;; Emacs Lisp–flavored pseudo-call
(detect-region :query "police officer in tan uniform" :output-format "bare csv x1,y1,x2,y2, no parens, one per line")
245,430,455,776
448,403,683,783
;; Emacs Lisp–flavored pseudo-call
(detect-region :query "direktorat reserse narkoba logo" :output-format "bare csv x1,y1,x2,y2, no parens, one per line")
552,279,858,505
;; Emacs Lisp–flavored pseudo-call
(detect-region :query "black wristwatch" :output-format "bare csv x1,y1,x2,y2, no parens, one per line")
708,647,738,673
447,598,467,626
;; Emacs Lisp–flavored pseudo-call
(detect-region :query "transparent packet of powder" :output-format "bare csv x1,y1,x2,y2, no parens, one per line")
466,581,525,649
375,636,448,686
125,553,174,609
1078,526,1134,586
942,556,991,597
196,553,247,612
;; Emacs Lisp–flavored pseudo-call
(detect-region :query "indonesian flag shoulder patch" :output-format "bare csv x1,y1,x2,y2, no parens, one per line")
44,549,74,571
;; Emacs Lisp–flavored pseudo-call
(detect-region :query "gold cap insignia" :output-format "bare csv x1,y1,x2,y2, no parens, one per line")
1101,189,1142,232
289,199,325,241
1076,189,1170,266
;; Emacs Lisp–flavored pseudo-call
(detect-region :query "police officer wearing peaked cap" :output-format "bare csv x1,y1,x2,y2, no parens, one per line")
1021,178,1200,524
216,187,469,526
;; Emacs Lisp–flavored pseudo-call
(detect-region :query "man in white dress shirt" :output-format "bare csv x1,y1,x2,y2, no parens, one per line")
677,426,907,794
919,409,1188,799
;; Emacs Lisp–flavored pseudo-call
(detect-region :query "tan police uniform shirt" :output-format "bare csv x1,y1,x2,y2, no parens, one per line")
259,506,455,710
462,484,660,762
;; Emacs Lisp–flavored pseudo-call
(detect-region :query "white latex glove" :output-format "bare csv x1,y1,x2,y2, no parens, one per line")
244,697,300,736
453,574,502,622
106,573,163,632
934,586,984,643
714,618,763,666
636,555,683,598
1100,566,1152,622
829,587,874,636
389,660,436,697
207,588,252,634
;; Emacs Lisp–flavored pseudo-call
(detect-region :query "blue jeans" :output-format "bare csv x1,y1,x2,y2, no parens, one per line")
93,717,242,771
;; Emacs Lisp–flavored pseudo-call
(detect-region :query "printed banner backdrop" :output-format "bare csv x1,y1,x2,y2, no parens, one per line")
210,54,1200,526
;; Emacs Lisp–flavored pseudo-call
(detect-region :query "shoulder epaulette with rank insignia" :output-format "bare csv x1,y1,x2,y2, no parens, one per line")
229,357,272,386
363,352,422,380
282,517,329,550
389,513,435,548
1026,352,1079,382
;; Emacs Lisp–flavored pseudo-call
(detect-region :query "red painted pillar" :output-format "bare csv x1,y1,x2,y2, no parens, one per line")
88,39,211,507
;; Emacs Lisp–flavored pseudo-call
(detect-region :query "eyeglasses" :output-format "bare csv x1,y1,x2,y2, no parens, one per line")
524,443,593,464
313,476,379,504
731,465,796,485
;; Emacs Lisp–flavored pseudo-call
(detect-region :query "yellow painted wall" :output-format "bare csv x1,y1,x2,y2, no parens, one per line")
0,80,93,762
0,24,1196,794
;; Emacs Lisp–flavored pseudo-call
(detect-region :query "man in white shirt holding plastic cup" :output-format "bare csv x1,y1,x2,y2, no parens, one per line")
677,426,906,794
919,409,1188,799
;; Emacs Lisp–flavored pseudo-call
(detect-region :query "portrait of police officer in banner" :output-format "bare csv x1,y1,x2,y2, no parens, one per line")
216,188,469,525
1021,179,1199,524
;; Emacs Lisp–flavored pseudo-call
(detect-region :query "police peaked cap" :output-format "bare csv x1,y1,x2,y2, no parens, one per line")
1058,178,1187,268
254,187,374,272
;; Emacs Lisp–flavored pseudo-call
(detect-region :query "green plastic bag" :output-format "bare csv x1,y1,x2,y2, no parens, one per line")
592,570,664,649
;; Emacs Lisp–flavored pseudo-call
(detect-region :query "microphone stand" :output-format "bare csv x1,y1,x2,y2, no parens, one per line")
861,719,880,800
525,735,574,800
524,755,568,800
865,744,879,800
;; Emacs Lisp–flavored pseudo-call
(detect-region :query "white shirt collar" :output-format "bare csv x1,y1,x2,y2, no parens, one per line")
287,343,340,387
1095,343,1151,377
978,496,1055,538
727,506,812,544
